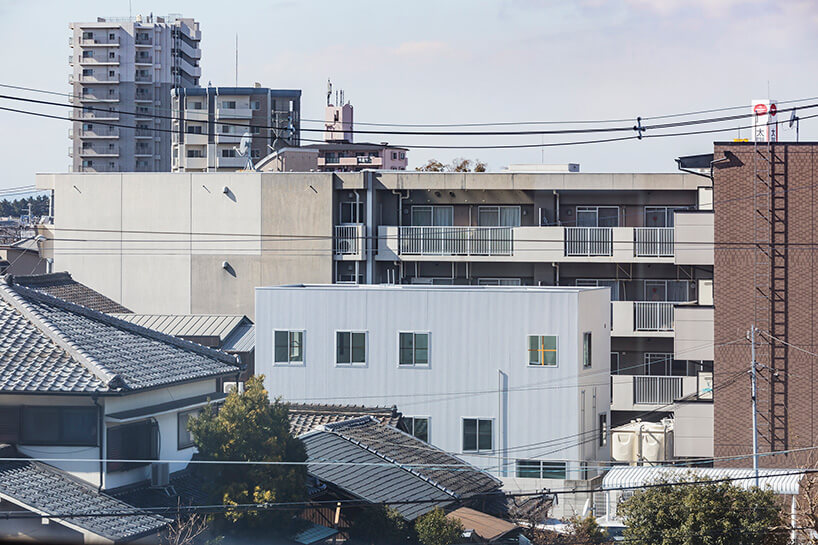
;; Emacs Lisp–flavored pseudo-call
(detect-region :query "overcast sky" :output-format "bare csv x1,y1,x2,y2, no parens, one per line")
0,0,816,190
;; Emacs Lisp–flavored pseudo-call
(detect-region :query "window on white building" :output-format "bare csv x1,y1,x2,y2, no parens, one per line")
221,101,236,109
478,206,521,227
336,331,366,365
405,417,429,443
477,278,522,286
399,332,429,366
274,330,304,364
515,460,566,479
177,409,201,449
583,332,592,368
528,335,558,367
576,206,619,227
463,418,492,452
411,205,453,226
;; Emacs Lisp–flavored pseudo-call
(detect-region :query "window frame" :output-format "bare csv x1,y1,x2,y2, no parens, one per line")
273,330,305,365
177,409,200,450
599,413,608,447
515,459,567,479
404,416,430,443
397,331,430,368
335,330,368,367
583,332,592,368
462,417,493,453
575,206,620,227
527,334,559,367
477,205,521,227
19,405,99,447
106,420,159,472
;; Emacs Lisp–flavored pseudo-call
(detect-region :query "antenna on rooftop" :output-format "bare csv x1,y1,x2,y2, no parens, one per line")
327,79,332,106
789,108,800,142
234,132,256,171
235,34,239,87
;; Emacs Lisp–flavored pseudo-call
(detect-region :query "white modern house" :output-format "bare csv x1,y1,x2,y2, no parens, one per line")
256,284,611,482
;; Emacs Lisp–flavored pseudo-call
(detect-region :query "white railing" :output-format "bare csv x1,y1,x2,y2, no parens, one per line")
634,227,674,257
335,224,363,256
564,227,613,256
398,226,513,256
634,302,674,331
633,375,684,404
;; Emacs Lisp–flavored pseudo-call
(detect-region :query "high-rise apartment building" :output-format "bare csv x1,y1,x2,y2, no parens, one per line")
68,14,201,173
171,86,301,172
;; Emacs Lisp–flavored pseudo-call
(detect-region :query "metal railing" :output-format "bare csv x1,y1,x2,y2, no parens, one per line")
564,227,613,256
398,226,513,256
335,224,363,256
135,74,153,82
634,302,674,331
633,375,684,404
634,227,674,257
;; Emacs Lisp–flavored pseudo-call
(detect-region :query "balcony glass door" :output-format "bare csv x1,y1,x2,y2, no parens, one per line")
478,206,521,227
411,206,453,226
576,206,619,227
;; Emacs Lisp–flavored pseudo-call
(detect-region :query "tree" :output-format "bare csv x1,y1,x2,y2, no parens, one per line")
415,158,488,172
348,506,414,545
187,376,308,536
163,500,209,545
523,514,609,545
414,508,464,545
415,159,446,172
618,478,787,545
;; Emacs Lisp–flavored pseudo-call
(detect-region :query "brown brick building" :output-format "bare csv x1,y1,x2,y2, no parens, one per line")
714,142,818,466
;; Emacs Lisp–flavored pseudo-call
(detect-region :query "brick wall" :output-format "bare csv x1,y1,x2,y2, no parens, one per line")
713,142,818,466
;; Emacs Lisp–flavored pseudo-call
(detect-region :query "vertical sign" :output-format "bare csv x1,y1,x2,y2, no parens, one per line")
752,99,778,142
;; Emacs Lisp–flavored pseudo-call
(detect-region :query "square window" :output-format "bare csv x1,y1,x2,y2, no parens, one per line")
463,418,492,452
528,335,558,367
336,331,366,365
399,332,429,366
274,330,304,364
516,460,541,478
583,332,592,368
177,409,200,450
405,417,429,443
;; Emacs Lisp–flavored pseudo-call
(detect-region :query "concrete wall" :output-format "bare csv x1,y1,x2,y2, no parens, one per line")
673,402,714,457
256,285,611,479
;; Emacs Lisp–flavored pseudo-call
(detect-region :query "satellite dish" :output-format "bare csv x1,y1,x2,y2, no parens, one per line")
789,108,800,142
789,109,797,128
234,132,256,171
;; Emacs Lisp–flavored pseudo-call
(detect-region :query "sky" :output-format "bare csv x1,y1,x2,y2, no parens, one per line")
0,0,817,190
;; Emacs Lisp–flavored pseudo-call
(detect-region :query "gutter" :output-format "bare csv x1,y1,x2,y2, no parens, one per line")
92,393,104,492
674,153,731,182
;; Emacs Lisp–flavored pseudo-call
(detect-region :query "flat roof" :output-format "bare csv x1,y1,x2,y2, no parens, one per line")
174,87,301,97
258,284,606,294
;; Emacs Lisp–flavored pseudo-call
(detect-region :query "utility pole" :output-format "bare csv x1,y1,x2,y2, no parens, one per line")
750,325,760,487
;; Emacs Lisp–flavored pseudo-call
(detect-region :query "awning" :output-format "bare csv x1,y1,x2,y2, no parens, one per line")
106,392,227,421
602,466,802,495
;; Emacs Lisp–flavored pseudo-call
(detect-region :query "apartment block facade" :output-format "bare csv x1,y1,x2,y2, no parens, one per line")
69,14,201,173
171,86,302,172
257,284,611,480
713,141,818,466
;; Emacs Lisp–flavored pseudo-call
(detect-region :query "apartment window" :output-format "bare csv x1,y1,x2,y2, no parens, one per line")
599,414,608,447
400,152,406,160
645,279,689,302
274,331,304,364
250,126,261,134
82,160,93,167
83,123,93,130
177,409,200,450
186,149,203,158
644,353,673,376
82,50,94,58
108,161,115,169
82,69,93,76
399,332,429,366
109,51,116,59
186,124,203,134
610,352,620,374
515,460,567,479
82,31,94,40
391,152,398,159
108,88,116,96
108,33,115,40
221,101,236,109
108,70,115,77
336,331,366,365
528,335,558,367
340,201,365,224
20,406,98,446
82,141,92,149
222,149,237,158
221,125,231,133
335,262,364,284
576,206,619,227
645,206,686,228
324,152,338,163
477,278,522,286
411,205,453,226
405,417,429,443
251,149,261,158
478,206,521,227
107,421,158,472
463,418,492,452
251,101,261,110
583,332,592,368
576,279,622,301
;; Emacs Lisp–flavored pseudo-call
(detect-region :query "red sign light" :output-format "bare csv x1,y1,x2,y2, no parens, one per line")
769,103,777,116
754,104,768,116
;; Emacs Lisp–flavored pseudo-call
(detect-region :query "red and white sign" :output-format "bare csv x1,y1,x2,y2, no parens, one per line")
752,100,778,142
754,103,768,116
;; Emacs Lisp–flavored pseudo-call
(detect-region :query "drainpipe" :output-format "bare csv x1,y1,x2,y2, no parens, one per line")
92,394,104,492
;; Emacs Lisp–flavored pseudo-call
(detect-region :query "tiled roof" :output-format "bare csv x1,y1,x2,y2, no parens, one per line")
300,417,502,520
0,458,167,542
10,272,131,313
288,404,402,436
0,279,240,394
109,468,210,509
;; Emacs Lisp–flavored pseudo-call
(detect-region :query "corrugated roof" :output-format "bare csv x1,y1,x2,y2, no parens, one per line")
447,507,518,541
110,314,248,342
602,466,802,495
221,323,255,353
0,458,167,541
0,280,240,394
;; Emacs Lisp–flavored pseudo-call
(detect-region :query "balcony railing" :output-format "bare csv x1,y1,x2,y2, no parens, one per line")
633,376,684,404
135,74,153,82
634,227,674,257
634,302,674,331
398,226,513,256
564,227,613,256
335,224,363,256
357,156,373,164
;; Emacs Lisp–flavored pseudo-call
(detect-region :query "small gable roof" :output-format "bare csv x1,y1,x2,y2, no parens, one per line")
10,272,131,313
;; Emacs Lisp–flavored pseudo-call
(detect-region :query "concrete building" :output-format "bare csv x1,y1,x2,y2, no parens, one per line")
256,284,611,481
69,14,201,173
712,141,818,466
171,86,302,172
36,169,715,458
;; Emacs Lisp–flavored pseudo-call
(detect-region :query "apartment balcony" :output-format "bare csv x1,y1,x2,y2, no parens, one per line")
76,127,120,139
134,93,154,103
215,106,253,119
71,110,119,121
611,375,699,412
79,146,119,157
134,128,155,138
215,155,247,169
134,149,154,158
334,224,365,260
215,132,242,144
70,73,120,84
135,73,154,83
135,35,153,46
183,133,208,146
177,39,201,59
76,36,121,46
76,165,119,173
611,301,675,338
321,156,383,168
78,54,120,65
135,55,154,65
79,93,119,103
184,110,209,122
178,57,202,78
182,156,208,171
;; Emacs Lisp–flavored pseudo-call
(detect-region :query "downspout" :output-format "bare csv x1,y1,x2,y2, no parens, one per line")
92,394,104,492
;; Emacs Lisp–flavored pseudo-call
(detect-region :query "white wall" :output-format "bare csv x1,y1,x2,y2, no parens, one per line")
256,285,611,479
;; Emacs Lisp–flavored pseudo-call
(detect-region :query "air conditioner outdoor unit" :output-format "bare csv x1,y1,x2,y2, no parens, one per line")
336,239,352,254
150,462,170,488
223,381,245,394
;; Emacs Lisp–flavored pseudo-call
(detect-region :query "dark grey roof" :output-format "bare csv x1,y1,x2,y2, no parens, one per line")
222,323,255,353
10,272,131,313
0,458,167,542
323,417,501,498
302,142,409,152
300,417,501,520
109,468,210,509
0,280,240,394
288,404,402,436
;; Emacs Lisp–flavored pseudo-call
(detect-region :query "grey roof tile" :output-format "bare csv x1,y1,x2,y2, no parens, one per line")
288,404,401,436
0,459,167,542
11,272,131,313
